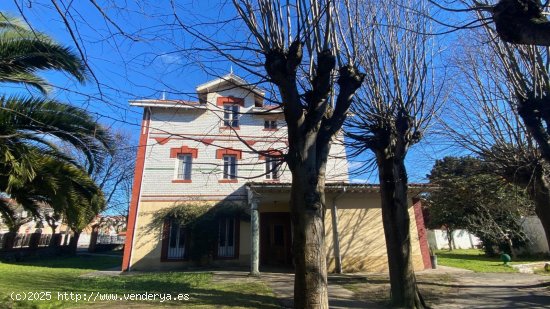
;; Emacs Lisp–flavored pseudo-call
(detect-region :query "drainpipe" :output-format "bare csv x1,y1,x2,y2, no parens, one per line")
331,186,346,274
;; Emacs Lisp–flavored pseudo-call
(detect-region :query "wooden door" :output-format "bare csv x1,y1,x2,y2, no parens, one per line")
260,212,292,267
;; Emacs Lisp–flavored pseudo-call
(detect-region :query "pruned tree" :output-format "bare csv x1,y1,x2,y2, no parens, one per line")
443,21,550,250
345,1,443,307
231,2,364,307
430,1,550,46
171,1,365,307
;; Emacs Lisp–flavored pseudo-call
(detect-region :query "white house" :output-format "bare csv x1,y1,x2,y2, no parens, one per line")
121,74,432,273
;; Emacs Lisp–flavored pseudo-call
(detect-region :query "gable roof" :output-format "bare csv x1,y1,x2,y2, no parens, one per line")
196,73,265,97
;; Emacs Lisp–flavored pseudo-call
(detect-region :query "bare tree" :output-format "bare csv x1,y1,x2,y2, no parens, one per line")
219,2,364,307
345,1,443,307
93,132,135,216
8,1,362,306
430,1,550,46
443,21,550,250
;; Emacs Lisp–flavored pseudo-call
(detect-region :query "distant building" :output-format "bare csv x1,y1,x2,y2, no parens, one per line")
0,198,66,235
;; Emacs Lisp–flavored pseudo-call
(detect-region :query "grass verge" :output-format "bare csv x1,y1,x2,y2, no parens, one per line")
435,249,549,273
0,255,278,308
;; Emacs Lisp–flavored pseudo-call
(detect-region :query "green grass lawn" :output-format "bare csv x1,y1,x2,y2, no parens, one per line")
435,249,548,273
0,255,279,308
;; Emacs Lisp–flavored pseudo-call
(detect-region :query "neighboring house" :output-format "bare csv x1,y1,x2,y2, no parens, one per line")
122,74,432,273
78,215,127,249
0,198,66,235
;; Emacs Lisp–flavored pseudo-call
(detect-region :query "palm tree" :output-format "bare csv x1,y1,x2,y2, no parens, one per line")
4,151,106,251
0,95,113,181
0,12,86,93
0,13,112,243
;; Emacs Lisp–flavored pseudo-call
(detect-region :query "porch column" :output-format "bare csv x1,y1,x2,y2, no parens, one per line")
247,186,260,276
331,201,343,274
332,187,346,274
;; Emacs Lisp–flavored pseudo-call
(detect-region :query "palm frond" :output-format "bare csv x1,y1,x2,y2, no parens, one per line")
0,95,115,173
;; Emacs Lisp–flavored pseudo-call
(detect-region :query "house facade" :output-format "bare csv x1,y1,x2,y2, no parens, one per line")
122,74,432,273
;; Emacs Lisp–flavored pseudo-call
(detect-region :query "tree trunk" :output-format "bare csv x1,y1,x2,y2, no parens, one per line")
89,225,99,253
69,231,81,255
447,229,453,251
290,164,328,309
532,176,550,251
377,154,425,308
493,0,550,46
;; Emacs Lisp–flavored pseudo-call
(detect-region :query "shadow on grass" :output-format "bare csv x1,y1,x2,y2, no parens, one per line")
86,273,279,308
2,255,122,270
1,270,279,308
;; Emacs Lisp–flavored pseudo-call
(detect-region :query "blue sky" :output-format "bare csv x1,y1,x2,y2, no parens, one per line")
3,1,461,184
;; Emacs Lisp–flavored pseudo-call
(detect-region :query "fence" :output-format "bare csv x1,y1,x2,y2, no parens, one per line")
0,233,61,250
97,235,125,245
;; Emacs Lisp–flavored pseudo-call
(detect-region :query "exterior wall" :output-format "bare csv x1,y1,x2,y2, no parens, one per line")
324,192,428,273
141,86,348,203
129,200,250,271
256,191,429,273
128,190,429,272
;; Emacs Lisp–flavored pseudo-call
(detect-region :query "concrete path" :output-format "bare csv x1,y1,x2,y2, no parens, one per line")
79,266,122,278
257,272,380,309
80,266,549,308
255,267,549,309
439,272,550,309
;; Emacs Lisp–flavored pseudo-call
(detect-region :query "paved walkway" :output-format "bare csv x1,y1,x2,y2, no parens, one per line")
256,272,377,309
81,266,550,308
248,266,550,309
437,272,550,309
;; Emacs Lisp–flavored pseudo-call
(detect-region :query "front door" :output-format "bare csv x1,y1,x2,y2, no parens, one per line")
260,212,292,267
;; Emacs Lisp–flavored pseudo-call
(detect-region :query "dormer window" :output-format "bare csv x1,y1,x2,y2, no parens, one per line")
264,120,277,130
223,104,239,128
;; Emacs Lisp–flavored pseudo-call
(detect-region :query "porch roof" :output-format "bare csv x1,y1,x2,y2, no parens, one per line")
246,182,432,196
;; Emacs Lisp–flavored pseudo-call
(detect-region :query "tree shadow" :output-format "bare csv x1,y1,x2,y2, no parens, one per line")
1,254,121,270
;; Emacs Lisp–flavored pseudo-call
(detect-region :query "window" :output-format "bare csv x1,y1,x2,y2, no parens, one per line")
223,104,239,127
223,155,237,179
265,158,280,180
177,154,192,180
162,218,186,260
218,217,236,258
264,120,277,130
